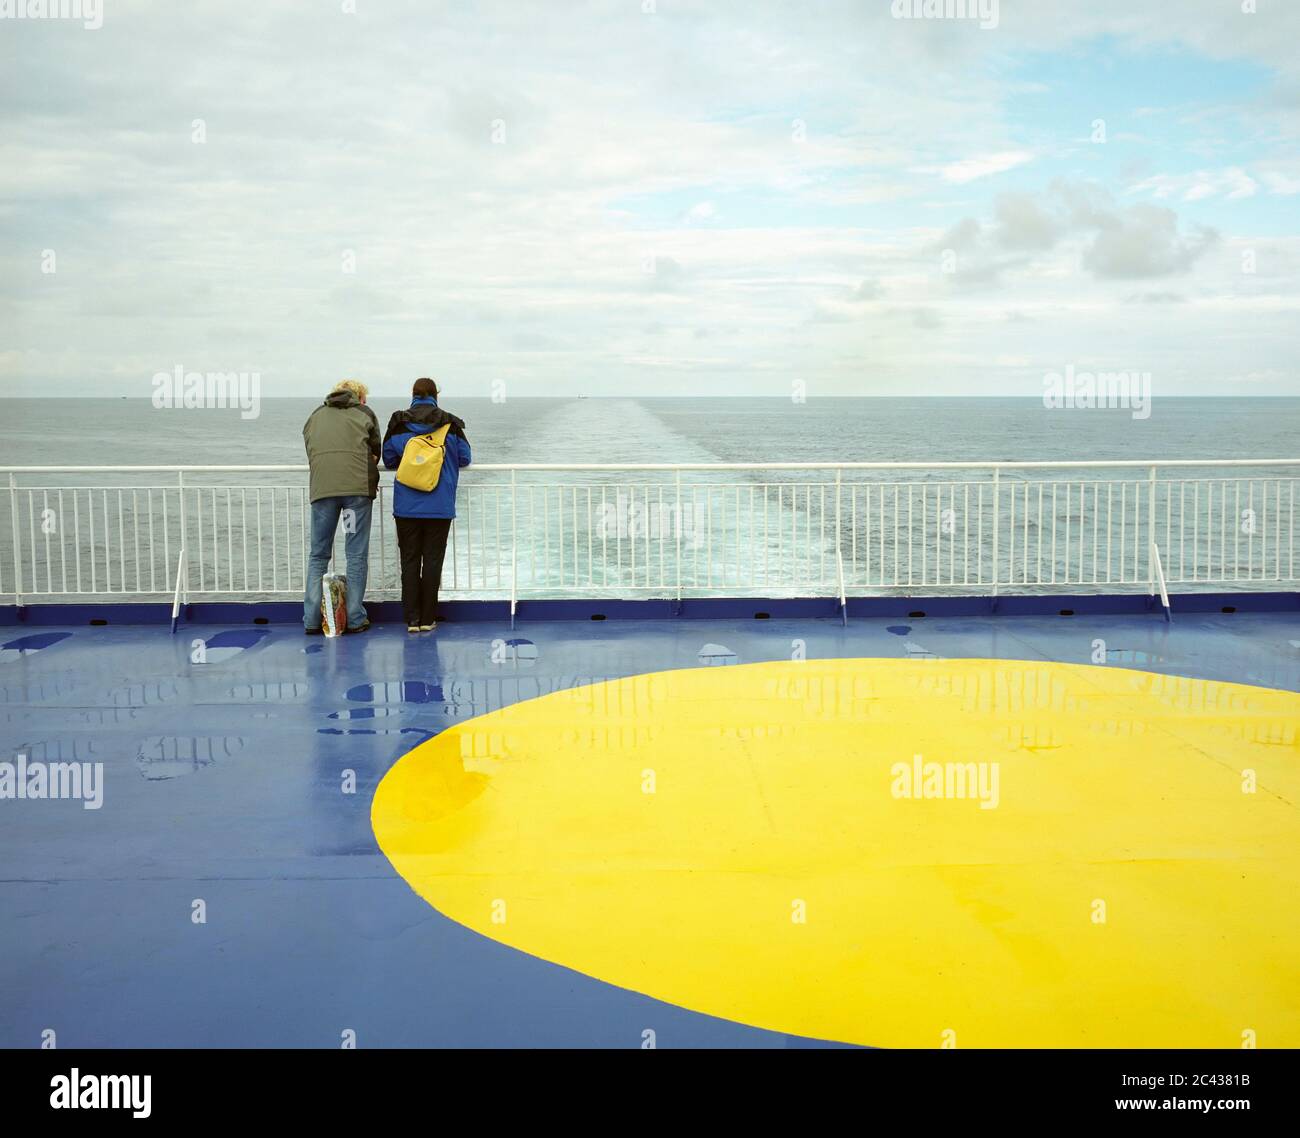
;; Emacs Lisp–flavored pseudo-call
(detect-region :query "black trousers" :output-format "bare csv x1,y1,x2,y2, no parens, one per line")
395,517,452,626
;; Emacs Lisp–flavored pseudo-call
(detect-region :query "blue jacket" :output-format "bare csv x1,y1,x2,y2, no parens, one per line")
382,398,471,518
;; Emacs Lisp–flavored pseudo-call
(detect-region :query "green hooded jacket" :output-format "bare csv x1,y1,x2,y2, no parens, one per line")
303,389,381,502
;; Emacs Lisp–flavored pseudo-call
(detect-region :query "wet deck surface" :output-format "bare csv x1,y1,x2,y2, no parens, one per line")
2,611,1297,1047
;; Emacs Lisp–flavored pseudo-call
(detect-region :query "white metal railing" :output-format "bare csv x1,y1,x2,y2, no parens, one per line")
1,461,1297,606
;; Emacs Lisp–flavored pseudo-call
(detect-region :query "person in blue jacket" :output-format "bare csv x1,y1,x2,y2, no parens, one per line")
382,377,471,632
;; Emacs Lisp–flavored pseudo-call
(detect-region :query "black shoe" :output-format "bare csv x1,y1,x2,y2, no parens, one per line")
344,621,370,634
304,626,323,636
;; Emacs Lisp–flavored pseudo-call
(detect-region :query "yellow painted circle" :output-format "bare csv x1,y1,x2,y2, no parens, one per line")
371,659,1300,1047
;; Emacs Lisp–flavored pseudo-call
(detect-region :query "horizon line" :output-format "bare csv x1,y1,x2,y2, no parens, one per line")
2,393,1297,401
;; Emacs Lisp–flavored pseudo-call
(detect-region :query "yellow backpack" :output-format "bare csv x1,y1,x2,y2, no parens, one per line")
395,423,452,492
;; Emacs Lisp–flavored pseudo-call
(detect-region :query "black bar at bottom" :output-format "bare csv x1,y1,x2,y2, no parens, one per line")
4,1047,1291,1124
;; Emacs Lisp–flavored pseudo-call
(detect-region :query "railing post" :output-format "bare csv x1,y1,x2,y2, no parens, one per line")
377,483,387,597
170,549,187,634
834,468,845,622
177,471,188,604
9,473,23,608
509,468,517,630
674,469,682,608
1150,540,1172,623
991,466,1000,598
1147,464,1158,596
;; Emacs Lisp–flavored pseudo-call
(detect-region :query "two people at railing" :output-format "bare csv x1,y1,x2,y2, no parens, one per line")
302,378,470,635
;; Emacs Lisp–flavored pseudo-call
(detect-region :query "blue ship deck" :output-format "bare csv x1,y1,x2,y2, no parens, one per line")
2,606,1298,1048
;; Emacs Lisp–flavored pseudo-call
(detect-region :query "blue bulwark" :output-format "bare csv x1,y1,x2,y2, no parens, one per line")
1,592,1295,626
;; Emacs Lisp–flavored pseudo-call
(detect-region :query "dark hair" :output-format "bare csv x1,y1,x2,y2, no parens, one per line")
412,377,438,399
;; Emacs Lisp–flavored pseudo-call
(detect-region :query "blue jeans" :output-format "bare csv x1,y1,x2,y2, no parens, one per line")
304,496,372,629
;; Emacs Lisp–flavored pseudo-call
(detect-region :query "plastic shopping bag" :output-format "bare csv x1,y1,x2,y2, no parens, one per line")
322,573,348,637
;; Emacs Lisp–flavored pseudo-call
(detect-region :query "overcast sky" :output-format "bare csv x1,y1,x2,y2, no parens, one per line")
2,0,1298,399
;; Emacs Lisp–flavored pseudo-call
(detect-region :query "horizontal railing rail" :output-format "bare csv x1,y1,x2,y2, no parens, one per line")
2,460,1297,606
4,460,1300,472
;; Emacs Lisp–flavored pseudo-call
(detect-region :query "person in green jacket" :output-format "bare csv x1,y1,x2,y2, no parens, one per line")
302,380,380,633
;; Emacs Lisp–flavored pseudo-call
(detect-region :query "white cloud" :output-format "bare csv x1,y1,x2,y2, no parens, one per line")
1259,171,1300,195
935,151,1034,184
1129,168,1259,202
